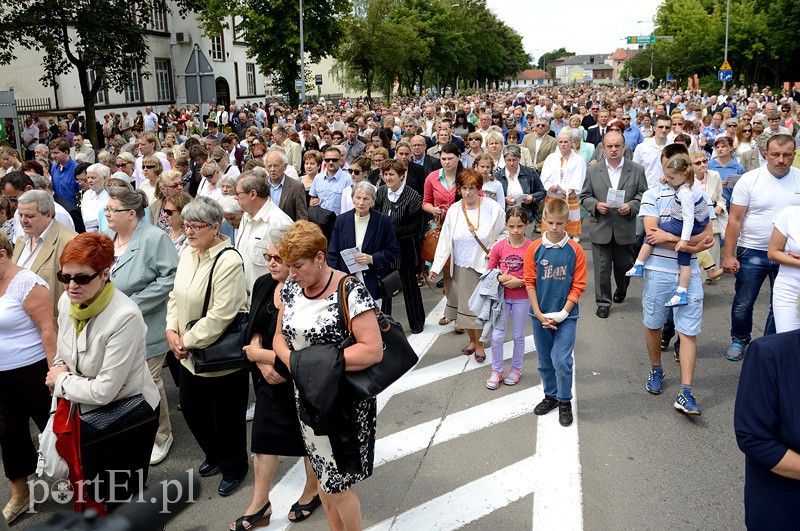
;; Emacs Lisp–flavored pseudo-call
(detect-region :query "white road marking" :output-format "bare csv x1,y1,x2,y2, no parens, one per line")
265,299,583,531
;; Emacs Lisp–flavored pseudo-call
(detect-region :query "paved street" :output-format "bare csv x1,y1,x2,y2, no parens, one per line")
6,227,764,530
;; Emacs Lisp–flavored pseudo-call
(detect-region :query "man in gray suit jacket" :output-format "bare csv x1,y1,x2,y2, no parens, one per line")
581,132,649,318
265,150,307,221
739,132,770,173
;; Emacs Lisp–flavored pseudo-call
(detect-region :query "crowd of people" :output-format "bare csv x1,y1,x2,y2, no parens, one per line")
1,82,800,528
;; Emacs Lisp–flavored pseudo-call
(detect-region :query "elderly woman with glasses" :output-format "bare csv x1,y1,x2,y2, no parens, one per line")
328,181,399,307
166,196,250,497
689,150,726,271
104,186,179,467
504,128,534,168
46,232,160,512
494,144,545,220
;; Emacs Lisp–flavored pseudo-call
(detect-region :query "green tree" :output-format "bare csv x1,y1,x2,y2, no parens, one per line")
0,0,199,147
536,48,575,74
197,0,350,98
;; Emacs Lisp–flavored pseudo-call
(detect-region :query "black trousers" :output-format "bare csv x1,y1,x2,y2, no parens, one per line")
0,359,50,480
81,406,158,511
383,265,426,332
179,365,249,481
592,240,635,308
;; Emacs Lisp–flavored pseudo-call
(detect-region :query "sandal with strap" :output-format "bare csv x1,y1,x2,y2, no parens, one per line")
438,316,453,326
3,497,30,526
474,350,486,363
486,371,503,390
288,494,322,522
503,369,522,386
230,501,272,531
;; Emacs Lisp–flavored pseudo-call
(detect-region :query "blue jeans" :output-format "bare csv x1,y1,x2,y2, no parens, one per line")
731,247,778,344
532,317,577,402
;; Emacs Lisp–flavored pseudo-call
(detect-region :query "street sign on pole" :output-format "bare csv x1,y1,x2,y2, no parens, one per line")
315,74,323,86
720,60,732,71
627,35,655,45
295,79,303,92
184,44,215,107
718,70,733,82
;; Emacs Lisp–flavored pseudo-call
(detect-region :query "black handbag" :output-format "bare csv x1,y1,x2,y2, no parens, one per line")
187,247,251,374
377,270,403,300
337,276,419,399
80,394,155,446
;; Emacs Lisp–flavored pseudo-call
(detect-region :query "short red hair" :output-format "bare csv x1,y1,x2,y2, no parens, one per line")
457,168,484,190
60,232,115,271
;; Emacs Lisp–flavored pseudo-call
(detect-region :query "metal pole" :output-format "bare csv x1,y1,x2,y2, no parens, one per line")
299,0,306,104
650,44,654,78
194,44,202,108
723,0,730,90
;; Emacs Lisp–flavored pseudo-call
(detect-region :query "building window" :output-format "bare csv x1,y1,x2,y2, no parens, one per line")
151,5,167,31
232,16,246,43
88,69,108,105
155,59,173,101
211,34,225,61
125,63,142,102
246,63,256,95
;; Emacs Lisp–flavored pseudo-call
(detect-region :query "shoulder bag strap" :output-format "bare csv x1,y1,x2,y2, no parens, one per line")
337,274,357,335
462,200,491,255
200,247,242,315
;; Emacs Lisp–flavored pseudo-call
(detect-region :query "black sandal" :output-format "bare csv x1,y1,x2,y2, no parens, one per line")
287,494,322,522
230,501,271,531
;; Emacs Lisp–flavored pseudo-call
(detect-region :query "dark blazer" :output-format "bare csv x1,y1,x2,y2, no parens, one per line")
375,184,423,269
404,163,425,198
276,174,308,221
327,209,399,300
585,125,604,147
580,159,648,246
664,103,678,115
414,155,441,179
55,195,86,233
493,165,546,219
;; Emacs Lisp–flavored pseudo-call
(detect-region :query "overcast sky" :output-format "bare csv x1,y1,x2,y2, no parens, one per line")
485,0,665,65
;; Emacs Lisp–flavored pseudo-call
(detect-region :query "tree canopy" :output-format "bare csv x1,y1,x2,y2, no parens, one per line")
0,0,200,146
621,0,800,86
197,0,350,98
333,0,531,99
536,48,576,78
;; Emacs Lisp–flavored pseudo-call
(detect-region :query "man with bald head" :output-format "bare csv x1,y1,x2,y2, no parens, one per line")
581,131,649,318
410,134,441,176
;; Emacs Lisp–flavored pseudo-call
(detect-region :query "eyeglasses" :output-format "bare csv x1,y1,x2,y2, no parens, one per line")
692,160,708,166
621,117,631,120
116,162,130,167
5,196,18,203
591,108,599,111
350,169,363,175
726,124,737,127
57,270,101,285
742,129,752,133
183,223,210,232
166,181,183,189
535,124,547,128
142,165,156,170
263,252,283,264
655,125,671,130
163,208,176,216
103,207,133,213
324,158,339,163
469,137,481,141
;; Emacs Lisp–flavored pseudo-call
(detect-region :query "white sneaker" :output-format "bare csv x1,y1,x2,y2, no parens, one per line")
245,402,256,422
150,433,173,466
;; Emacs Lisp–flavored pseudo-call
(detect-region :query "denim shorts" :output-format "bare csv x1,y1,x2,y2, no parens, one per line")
641,269,704,336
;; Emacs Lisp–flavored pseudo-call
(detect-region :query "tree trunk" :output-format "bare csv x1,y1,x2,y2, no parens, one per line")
76,63,99,149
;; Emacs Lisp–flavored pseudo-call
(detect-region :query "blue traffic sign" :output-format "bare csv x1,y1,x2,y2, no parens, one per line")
718,70,733,82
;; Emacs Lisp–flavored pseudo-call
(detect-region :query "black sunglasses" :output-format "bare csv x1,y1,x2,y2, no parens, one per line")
350,169,363,175
324,158,339,163
163,208,175,216
57,270,101,285
142,165,156,170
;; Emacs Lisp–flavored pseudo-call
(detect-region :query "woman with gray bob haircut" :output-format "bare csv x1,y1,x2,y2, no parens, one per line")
351,180,377,201
181,195,224,226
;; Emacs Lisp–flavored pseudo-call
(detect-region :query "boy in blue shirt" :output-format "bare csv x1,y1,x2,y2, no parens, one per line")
524,199,587,426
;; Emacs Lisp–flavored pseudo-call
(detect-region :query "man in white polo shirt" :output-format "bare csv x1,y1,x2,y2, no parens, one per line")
722,134,800,361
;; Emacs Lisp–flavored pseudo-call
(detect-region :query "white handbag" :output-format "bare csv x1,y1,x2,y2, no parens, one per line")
36,397,69,482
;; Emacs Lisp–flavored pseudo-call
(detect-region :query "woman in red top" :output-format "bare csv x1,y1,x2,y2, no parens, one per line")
423,143,462,329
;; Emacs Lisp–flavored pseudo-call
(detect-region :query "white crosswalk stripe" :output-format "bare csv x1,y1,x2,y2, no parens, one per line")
267,301,583,530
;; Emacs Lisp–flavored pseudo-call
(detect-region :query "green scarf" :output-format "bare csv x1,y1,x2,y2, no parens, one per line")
70,281,115,336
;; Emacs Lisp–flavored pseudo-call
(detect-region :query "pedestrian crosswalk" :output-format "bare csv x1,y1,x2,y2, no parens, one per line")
268,299,583,530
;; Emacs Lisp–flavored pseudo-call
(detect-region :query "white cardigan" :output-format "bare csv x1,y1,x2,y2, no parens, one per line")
54,288,159,413
431,198,508,277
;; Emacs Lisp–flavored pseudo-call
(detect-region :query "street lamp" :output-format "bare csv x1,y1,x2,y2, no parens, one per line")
723,0,730,89
299,0,306,103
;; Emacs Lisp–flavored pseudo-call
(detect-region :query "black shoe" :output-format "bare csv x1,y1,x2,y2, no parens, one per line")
436,279,444,288
559,401,573,427
218,478,243,496
596,306,609,318
199,460,221,477
411,326,424,334
534,396,559,415
660,337,670,351
613,290,626,303
674,341,681,363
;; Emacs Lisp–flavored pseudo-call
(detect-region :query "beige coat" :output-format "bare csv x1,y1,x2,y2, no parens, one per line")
12,220,77,310
53,288,159,413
